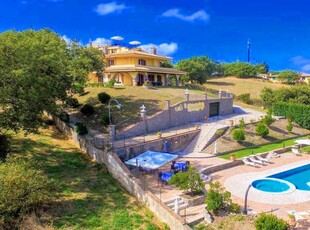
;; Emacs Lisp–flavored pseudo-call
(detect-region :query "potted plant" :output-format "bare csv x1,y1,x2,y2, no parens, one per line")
157,131,162,138
288,214,296,228
230,154,236,161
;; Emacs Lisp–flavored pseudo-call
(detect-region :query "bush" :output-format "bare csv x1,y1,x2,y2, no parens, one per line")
169,166,204,195
262,112,275,126
0,134,11,161
74,123,88,135
237,93,253,104
72,82,85,95
80,104,95,116
254,213,289,230
65,97,80,108
205,181,231,214
0,158,57,226
98,92,111,104
106,78,116,88
232,129,245,142
229,203,241,213
238,118,245,129
216,129,224,136
59,111,70,123
256,122,269,137
286,120,293,132
101,113,110,126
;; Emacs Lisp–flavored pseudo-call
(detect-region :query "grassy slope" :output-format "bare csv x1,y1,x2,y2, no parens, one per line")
12,127,166,230
204,76,289,99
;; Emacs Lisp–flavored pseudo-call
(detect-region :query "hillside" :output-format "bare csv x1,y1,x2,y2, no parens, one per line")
205,76,290,99
8,126,166,230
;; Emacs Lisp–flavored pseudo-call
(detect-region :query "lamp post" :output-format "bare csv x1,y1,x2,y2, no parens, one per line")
108,99,122,125
243,184,252,214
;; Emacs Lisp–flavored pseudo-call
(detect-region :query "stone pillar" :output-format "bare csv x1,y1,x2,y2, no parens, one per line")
218,89,222,98
165,100,171,110
185,88,189,102
108,125,116,141
204,94,208,100
140,104,146,120
176,76,179,87
226,90,231,98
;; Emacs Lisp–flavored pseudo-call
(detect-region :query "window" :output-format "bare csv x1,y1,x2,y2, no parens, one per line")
108,60,115,66
138,59,146,65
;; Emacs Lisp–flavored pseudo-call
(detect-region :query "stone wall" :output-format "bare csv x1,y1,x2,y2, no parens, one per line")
53,116,191,230
116,96,233,139
114,130,199,161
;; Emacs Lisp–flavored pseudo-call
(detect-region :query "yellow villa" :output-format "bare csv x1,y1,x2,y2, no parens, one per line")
88,45,186,86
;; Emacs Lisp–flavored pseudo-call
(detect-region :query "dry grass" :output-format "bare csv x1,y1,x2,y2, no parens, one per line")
205,76,290,99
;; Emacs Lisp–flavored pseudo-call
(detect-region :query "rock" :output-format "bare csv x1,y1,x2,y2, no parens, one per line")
203,209,214,223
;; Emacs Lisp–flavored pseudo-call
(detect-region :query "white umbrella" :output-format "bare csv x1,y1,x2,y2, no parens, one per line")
129,40,141,45
111,36,124,41
295,139,310,146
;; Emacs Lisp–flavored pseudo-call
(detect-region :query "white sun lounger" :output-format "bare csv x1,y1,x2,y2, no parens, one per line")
291,148,302,156
256,155,272,163
249,156,265,165
267,151,280,158
242,158,257,167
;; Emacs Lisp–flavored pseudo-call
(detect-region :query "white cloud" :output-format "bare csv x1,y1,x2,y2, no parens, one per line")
61,35,71,44
91,37,112,46
140,42,178,56
162,8,209,22
95,2,127,16
290,56,310,73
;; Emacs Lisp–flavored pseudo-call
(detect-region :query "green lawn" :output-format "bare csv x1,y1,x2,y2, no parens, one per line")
11,127,166,230
219,136,307,160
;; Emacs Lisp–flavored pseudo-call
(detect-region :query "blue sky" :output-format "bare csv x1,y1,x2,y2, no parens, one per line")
1,0,310,72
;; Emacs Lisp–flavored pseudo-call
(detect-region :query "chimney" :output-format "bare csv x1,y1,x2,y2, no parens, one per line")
150,46,157,54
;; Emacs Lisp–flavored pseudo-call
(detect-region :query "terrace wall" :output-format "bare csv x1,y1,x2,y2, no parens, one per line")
116,95,233,139
53,116,191,230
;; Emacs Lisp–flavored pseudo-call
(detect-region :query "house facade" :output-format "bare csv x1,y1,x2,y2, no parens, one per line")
88,45,186,86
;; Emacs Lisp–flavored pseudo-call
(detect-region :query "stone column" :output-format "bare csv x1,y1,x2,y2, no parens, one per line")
185,88,189,102
176,76,179,87
226,90,231,98
218,89,222,98
108,125,116,141
204,94,208,100
140,104,146,120
165,100,171,110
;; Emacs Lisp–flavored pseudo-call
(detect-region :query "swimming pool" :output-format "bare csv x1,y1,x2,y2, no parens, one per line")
252,163,310,193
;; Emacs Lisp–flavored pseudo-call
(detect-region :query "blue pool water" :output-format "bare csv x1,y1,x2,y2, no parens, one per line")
252,179,290,193
267,163,310,191
252,163,310,193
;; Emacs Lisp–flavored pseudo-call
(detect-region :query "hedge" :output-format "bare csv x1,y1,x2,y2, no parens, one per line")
273,102,310,129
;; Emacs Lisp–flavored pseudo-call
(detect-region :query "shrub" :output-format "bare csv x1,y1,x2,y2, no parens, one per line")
101,113,110,126
74,123,88,135
169,166,204,195
216,129,224,136
205,181,231,214
65,97,80,108
98,92,111,104
254,213,289,230
232,129,245,142
0,158,57,226
237,93,253,104
80,104,95,116
106,78,116,88
286,120,293,132
59,111,70,123
256,122,269,137
262,111,275,126
0,134,11,161
229,203,241,213
238,118,245,129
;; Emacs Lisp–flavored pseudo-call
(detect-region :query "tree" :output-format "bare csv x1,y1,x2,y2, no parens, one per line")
160,61,174,68
254,213,289,230
176,56,216,84
255,62,269,74
276,70,299,84
0,29,104,134
232,129,245,142
256,122,269,137
260,87,275,108
222,62,257,78
205,181,231,214
169,166,204,195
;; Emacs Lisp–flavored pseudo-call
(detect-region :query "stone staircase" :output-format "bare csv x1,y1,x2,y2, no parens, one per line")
164,196,188,214
181,123,227,155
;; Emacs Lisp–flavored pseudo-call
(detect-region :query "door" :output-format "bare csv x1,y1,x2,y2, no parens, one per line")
209,102,219,117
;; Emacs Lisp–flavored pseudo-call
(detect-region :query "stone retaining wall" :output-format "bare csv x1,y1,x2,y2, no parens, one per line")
53,116,191,230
